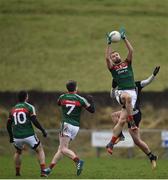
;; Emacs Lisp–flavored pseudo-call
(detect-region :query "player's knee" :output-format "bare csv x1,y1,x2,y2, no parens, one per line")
118,118,126,126
133,138,141,146
61,147,68,154
16,149,22,155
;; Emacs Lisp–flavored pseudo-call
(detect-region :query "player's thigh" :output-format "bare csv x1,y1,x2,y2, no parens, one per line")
13,138,25,150
129,128,140,142
119,108,128,123
122,90,137,108
25,135,40,149
111,111,121,124
59,136,71,148
60,122,79,141
117,90,137,108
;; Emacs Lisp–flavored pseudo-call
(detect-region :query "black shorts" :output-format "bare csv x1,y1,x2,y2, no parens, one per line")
128,110,142,128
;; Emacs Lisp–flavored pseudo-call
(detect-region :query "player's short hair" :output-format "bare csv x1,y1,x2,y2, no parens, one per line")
66,80,77,92
18,91,28,102
111,51,118,54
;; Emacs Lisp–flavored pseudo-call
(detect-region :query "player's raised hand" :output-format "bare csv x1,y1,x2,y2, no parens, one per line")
153,66,160,76
106,33,112,44
119,27,126,40
42,129,47,137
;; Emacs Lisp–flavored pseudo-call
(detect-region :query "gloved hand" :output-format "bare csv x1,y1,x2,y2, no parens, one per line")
86,95,94,104
119,27,126,40
42,129,47,137
153,66,160,76
106,33,112,44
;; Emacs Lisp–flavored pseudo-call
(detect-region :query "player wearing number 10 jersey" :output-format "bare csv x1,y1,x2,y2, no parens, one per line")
44,80,95,177
6,91,48,177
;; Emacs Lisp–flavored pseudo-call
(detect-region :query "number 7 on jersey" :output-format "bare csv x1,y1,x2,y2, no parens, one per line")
66,104,75,115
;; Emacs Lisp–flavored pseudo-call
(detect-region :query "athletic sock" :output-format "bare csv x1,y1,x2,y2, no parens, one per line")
40,164,46,172
147,152,155,161
73,157,80,164
128,115,133,121
111,136,118,144
15,166,20,176
49,163,56,170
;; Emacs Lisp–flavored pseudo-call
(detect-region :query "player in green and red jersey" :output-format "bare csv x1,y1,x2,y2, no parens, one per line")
110,66,160,169
105,28,138,155
6,91,47,177
44,80,95,176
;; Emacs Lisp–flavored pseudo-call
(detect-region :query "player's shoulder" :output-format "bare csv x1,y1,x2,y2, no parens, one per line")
24,102,36,112
74,94,89,105
74,93,86,101
58,93,66,99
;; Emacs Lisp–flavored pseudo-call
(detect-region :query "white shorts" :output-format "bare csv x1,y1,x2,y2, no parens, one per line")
14,135,40,150
60,122,79,140
115,89,137,108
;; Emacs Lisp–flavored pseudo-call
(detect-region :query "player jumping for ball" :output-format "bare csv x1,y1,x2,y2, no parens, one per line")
111,66,160,169
44,80,95,176
6,91,48,177
105,28,138,154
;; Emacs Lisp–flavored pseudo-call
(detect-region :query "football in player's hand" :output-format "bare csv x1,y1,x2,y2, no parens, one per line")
109,31,121,42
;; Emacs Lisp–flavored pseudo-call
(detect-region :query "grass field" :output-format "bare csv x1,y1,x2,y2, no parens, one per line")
0,155,168,179
0,0,168,92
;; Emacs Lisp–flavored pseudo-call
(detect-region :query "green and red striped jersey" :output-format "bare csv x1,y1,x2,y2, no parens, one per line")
8,102,36,138
57,92,91,126
109,60,136,90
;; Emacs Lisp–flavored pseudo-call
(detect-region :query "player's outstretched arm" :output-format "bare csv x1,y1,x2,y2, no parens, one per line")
30,115,47,137
105,33,113,69
6,117,14,143
120,28,133,62
140,66,160,88
85,95,95,113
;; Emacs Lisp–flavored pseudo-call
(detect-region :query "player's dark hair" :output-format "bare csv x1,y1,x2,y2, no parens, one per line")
66,80,77,92
18,91,28,102
111,51,117,54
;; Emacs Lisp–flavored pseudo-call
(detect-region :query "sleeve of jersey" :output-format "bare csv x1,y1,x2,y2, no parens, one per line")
81,98,90,108
30,105,36,116
83,98,95,113
57,98,61,106
140,74,155,88
57,95,63,106
6,114,13,140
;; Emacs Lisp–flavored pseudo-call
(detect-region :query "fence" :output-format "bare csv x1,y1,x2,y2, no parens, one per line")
0,128,168,159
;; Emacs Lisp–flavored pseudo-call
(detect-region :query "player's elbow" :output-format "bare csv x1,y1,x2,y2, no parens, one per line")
87,106,95,113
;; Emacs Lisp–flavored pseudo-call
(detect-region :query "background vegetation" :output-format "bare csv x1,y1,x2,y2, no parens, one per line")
0,0,167,92
0,1,168,178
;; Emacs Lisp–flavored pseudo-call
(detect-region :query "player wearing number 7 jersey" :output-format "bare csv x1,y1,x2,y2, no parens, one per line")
6,91,48,177
44,80,95,176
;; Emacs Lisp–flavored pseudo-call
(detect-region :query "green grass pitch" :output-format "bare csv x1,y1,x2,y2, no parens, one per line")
0,155,168,179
